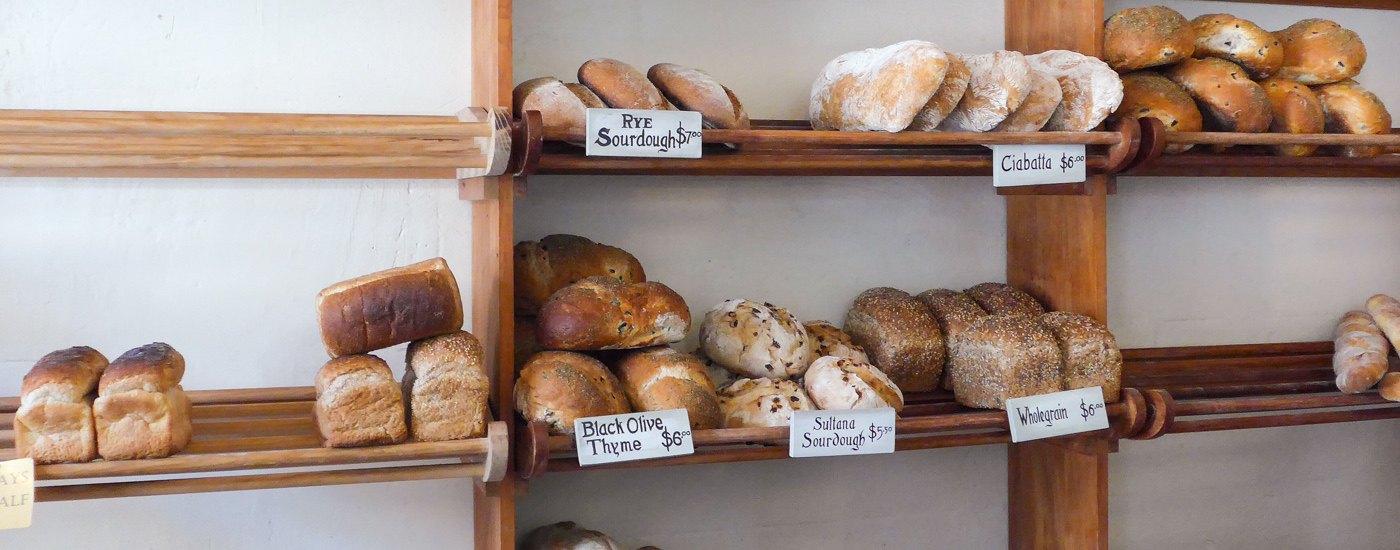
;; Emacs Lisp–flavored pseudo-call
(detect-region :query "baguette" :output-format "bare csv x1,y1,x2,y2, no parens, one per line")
1333,310,1390,393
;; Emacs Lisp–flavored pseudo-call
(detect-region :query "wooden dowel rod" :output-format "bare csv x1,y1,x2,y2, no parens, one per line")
1131,381,1337,399
0,117,489,138
1124,354,1331,372
1173,392,1393,416
1164,131,1400,146
0,430,12,446
702,129,1121,146
0,166,459,180
1121,342,1332,360
1169,406,1400,434
36,463,483,501
0,153,487,169
894,431,1012,451
0,399,17,414
536,154,1110,176
0,134,481,157
183,435,324,455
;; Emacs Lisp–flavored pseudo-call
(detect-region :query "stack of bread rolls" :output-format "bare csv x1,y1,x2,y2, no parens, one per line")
1106,6,1389,157
1338,294,1400,398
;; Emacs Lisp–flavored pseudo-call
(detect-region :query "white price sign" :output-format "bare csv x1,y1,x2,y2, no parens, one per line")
989,144,1087,187
574,409,694,466
1005,387,1110,443
0,458,34,530
585,108,704,158
789,408,897,458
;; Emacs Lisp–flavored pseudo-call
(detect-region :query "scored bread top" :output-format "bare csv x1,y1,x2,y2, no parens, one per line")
99,343,185,396
992,69,1062,132
938,51,1032,132
908,54,972,131
1190,14,1283,79
1026,50,1124,132
21,346,108,404
648,63,750,130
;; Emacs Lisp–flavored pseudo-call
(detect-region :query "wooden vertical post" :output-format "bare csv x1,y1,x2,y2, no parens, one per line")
1005,1,1110,549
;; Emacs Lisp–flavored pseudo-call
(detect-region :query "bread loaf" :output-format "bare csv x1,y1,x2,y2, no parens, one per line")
615,347,722,430
313,354,407,447
694,348,740,390
1365,295,1400,351
717,378,813,428
803,356,904,412
578,58,673,110
1190,14,1283,79
1026,50,1124,132
512,77,607,142
699,299,813,380
803,320,870,363
1038,312,1122,404
1114,72,1204,154
1103,6,1195,72
648,63,750,129
1380,372,1400,402
520,522,624,550
515,351,630,435
844,287,944,392
908,54,971,131
938,51,1032,132
810,40,950,132
992,70,1061,132
515,315,541,376
15,346,107,464
403,331,490,441
1274,19,1366,85
94,343,193,459
1315,80,1391,159
915,289,989,390
317,258,464,357
515,234,646,315
1165,58,1272,138
1333,310,1390,393
950,316,1064,410
537,277,689,350
1259,77,1326,157
965,282,1044,316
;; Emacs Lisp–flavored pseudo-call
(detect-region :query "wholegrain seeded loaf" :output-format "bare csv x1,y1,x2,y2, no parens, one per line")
915,289,989,391
964,282,1045,316
950,316,1064,410
1037,312,1122,404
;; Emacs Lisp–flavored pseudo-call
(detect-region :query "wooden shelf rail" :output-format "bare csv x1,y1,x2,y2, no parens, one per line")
1124,117,1400,178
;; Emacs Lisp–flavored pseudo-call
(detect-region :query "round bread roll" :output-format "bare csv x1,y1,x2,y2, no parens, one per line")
915,289,989,390
950,315,1065,410
1038,312,1122,404
717,378,813,428
615,347,722,430
803,320,870,363
809,40,950,132
1165,58,1273,138
1026,50,1124,132
844,287,944,392
1274,19,1366,85
578,58,674,110
648,63,750,130
515,234,645,315
804,356,905,412
536,277,690,350
1114,72,1205,154
938,51,1032,132
1315,80,1392,159
699,299,813,380
1259,77,1325,157
993,70,1062,132
908,54,971,131
964,282,1045,316
515,351,630,435
1190,14,1283,79
512,77,607,142
1103,6,1195,72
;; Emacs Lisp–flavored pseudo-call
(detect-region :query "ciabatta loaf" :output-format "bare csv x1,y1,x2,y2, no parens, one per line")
810,40,950,132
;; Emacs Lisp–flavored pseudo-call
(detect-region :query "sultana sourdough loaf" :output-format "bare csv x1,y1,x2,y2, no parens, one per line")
314,354,407,447
810,40,950,132
94,343,193,459
803,356,904,411
516,351,630,435
317,258,464,357
908,54,971,131
992,70,1061,132
717,378,813,428
916,289,989,390
1365,294,1400,351
1038,312,1122,404
403,331,490,441
579,58,673,110
1273,19,1366,85
1333,310,1390,393
1103,6,1195,72
700,299,813,380
1166,58,1272,141
938,51,1032,132
965,282,1044,316
1259,77,1326,157
15,346,108,464
844,287,944,392
1114,72,1203,154
648,63,750,129
536,276,690,350
950,316,1065,410
614,347,722,430
1025,50,1124,132
512,77,607,142
514,234,646,315
1314,80,1392,159
1190,14,1282,79
804,320,870,363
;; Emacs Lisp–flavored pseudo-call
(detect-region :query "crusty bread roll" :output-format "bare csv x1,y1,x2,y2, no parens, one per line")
1038,312,1122,404
965,282,1045,316
1315,80,1392,159
317,258,464,357
615,347,722,430
1190,14,1282,79
648,63,750,130
915,289,989,390
844,287,944,393
950,316,1065,410
515,351,630,435
908,54,971,131
1165,58,1272,139
992,70,1062,132
314,354,407,447
803,320,870,363
804,356,904,412
810,40,950,132
717,378,813,428
1259,77,1325,157
94,343,193,459
515,234,646,315
1114,72,1204,154
1026,50,1124,132
520,522,625,550
699,299,813,380
1274,19,1366,85
537,277,689,350
578,58,673,110
403,331,490,442
1380,372,1400,403
938,51,1032,132
1333,310,1390,394
512,77,607,142
1103,6,1195,73
15,346,107,464
1365,295,1400,351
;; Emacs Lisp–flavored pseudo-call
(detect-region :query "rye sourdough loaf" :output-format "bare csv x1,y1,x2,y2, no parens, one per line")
648,63,750,129
512,77,607,141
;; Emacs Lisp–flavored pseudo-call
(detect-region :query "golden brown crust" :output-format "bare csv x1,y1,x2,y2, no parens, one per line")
964,283,1045,316
514,234,646,315
1038,312,1122,404
15,401,96,464
909,55,971,131
316,258,464,357
537,277,690,350
1114,72,1203,154
99,343,184,395
950,315,1064,410
1103,6,1195,72
647,63,750,130
1274,19,1366,85
803,356,905,412
21,346,107,402
810,40,950,132
938,51,1032,132
515,351,630,435
1314,80,1392,159
579,58,673,110
614,347,722,430
1165,58,1272,136
717,378,813,428
843,287,944,392
404,331,490,441
1190,14,1282,79
512,77,606,142
314,355,407,447
1259,77,1325,157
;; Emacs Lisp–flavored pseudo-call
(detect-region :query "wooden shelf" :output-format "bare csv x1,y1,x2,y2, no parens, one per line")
0,386,509,501
1124,119,1400,178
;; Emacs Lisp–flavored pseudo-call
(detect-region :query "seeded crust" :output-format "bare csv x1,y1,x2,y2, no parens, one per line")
514,234,646,315
804,356,905,412
938,51,1032,132
843,287,944,392
512,77,607,142
94,343,194,459
648,63,750,130
717,378,813,428
916,289,989,391
964,283,1045,316
803,320,870,363
700,299,813,380
1273,19,1366,85
908,54,971,131
1165,58,1273,143
314,355,407,448
1114,72,1203,154
951,316,1064,410
1259,78,1325,157
1103,6,1195,72
404,331,490,441
993,70,1062,132
536,276,690,350
16,346,108,464
1314,80,1392,159
515,351,630,435
614,347,722,430
1190,14,1283,79
1037,312,1122,404
810,40,950,132
578,58,674,110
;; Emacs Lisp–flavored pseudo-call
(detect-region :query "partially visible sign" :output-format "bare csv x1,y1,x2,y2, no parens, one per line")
585,108,704,158
1005,387,1109,443
989,144,1087,187
0,458,34,530
574,409,694,466
789,408,897,458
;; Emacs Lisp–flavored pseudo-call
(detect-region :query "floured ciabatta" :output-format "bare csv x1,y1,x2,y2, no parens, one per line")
804,356,904,411
810,40,950,132
937,51,1032,132
1026,50,1124,132
1113,72,1203,154
992,70,1061,132
718,378,814,428
700,299,813,379
804,320,870,363
908,54,971,131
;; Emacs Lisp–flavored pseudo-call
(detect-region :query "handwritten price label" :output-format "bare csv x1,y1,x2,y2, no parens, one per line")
988,144,1088,187
574,409,695,466
789,408,897,458
1005,387,1109,443
0,458,34,530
